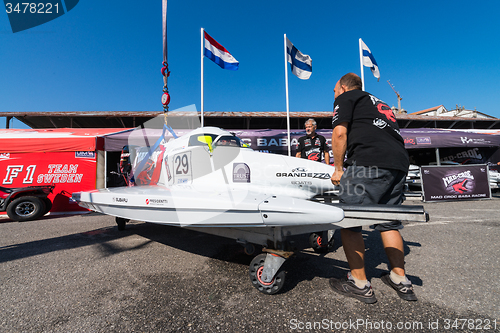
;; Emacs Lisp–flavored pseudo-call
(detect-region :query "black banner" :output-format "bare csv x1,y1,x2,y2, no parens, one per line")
421,165,491,202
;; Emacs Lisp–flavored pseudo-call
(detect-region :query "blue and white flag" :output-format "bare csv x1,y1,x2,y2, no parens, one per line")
286,37,312,80
360,39,380,80
204,31,239,70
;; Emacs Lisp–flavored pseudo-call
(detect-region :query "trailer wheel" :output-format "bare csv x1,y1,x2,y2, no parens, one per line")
42,197,52,215
309,232,333,253
249,253,285,295
116,217,129,231
6,196,46,222
243,243,256,256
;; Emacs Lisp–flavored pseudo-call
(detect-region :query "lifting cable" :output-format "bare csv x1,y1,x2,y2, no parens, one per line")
161,0,177,139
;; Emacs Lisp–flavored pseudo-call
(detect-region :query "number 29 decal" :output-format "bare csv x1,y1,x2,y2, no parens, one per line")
172,152,192,184
175,154,189,175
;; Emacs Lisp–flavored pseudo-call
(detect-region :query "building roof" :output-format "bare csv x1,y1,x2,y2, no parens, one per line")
409,105,446,115
409,105,496,119
2,110,500,130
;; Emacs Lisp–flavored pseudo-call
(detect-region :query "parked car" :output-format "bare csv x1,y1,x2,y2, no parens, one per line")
406,164,421,190
489,169,500,190
0,185,54,221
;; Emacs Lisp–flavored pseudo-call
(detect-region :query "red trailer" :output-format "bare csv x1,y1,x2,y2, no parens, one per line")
0,128,129,219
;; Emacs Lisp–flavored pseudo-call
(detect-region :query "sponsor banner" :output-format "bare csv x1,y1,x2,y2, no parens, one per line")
401,128,500,149
409,147,500,167
104,128,500,153
440,147,486,164
0,151,97,212
103,128,500,168
232,130,332,157
421,165,491,202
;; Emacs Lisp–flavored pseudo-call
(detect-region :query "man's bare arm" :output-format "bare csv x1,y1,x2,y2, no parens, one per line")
324,150,330,165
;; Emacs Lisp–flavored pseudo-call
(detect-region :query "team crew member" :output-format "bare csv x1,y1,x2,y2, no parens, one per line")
329,73,416,304
295,118,330,164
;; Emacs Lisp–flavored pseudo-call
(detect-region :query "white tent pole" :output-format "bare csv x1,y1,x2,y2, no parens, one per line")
201,28,205,127
359,38,365,91
284,34,291,156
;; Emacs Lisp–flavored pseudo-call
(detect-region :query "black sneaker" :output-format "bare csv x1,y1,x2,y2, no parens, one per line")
329,274,377,304
381,273,417,301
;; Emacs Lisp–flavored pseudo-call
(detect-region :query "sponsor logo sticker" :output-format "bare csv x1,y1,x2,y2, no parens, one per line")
276,172,331,180
233,163,251,183
75,151,95,158
442,170,475,194
416,137,431,144
404,138,416,145
460,137,491,145
146,198,168,205
291,181,312,185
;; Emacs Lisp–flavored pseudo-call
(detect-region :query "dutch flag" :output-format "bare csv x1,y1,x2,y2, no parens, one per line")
360,39,380,80
204,31,239,71
286,37,312,80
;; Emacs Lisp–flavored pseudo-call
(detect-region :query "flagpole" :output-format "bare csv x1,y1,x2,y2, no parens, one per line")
284,34,291,156
201,28,205,127
359,38,365,91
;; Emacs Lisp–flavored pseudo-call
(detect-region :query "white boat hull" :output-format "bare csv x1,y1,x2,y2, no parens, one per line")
74,185,345,227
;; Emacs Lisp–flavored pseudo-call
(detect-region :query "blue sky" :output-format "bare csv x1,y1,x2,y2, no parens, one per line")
1,0,500,129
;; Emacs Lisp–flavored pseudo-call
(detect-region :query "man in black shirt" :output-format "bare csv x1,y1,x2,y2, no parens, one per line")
329,73,416,304
295,118,330,164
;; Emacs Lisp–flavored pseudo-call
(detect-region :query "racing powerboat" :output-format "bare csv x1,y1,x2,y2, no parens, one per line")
73,126,428,294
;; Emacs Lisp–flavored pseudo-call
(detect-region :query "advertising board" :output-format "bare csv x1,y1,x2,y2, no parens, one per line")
421,164,491,202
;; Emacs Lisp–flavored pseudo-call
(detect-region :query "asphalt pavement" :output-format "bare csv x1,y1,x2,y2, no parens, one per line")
1,194,499,332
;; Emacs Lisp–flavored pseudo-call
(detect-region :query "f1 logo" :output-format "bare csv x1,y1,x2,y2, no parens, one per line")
3,165,23,184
